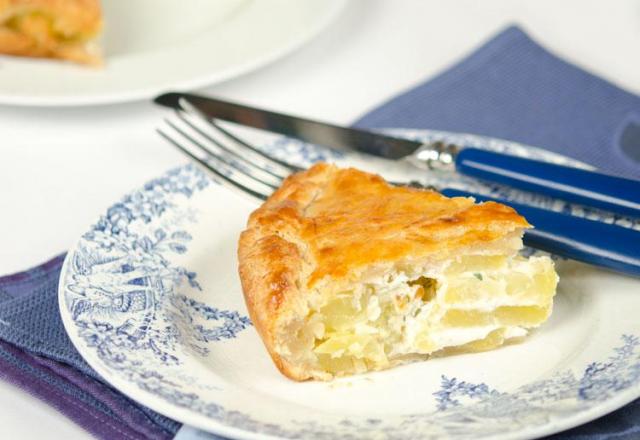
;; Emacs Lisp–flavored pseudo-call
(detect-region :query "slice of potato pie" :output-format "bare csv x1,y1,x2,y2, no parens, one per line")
0,0,102,64
238,163,558,381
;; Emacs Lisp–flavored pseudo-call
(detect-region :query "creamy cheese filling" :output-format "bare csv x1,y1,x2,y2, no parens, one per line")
299,254,557,376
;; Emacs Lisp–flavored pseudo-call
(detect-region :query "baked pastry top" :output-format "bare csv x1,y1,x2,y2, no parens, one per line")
238,163,558,381
0,0,102,64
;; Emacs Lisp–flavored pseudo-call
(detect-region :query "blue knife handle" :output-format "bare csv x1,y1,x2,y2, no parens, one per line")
440,188,640,277
455,148,640,219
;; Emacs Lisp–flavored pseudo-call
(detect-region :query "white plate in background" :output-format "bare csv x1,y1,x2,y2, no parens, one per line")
0,0,345,106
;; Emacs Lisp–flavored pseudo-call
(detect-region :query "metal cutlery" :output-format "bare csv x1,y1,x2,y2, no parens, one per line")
155,92,640,219
156,107,640,277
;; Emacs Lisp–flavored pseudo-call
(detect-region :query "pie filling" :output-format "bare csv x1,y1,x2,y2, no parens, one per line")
284,254,557,377
0,7,101,63
4,10,87,39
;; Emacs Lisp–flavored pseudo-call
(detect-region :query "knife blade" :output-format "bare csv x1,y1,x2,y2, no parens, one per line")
154,92,423,160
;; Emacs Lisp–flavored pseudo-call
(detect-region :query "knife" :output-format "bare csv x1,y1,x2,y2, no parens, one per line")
155,92,640,219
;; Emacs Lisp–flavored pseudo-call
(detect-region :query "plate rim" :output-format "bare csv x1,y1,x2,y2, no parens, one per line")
57,251,287,440
57,129,640,440
0,0,346,107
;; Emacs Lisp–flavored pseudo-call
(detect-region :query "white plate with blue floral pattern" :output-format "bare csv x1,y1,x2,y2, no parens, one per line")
59,129,640,440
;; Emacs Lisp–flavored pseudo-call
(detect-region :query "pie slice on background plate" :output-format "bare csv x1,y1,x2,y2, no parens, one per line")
238,163,559,381
0,0,102,64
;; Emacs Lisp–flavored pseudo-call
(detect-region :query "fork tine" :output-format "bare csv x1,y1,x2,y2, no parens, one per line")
157,126,270,202
179,97,304,175
164,116,282,189
209,120,305,173
175,110,293,183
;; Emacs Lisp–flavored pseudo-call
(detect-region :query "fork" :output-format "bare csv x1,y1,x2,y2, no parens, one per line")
156,109,640,277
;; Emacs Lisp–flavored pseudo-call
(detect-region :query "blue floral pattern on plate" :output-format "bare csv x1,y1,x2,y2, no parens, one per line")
59,130,640,439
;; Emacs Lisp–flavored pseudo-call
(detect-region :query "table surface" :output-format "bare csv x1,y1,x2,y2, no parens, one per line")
1,0,639,438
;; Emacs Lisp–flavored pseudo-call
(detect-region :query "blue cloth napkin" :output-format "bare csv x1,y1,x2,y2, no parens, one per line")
1,24,639,440
0,255,181,439
356,26,640,180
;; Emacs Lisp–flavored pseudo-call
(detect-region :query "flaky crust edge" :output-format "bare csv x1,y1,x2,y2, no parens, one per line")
238,165,331,381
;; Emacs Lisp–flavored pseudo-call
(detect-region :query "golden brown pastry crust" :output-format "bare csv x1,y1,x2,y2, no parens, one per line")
0,0,102,64
238,163,530,380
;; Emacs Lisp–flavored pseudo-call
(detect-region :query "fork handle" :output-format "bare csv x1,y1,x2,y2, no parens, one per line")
455,148,640,219
440,188,640,277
